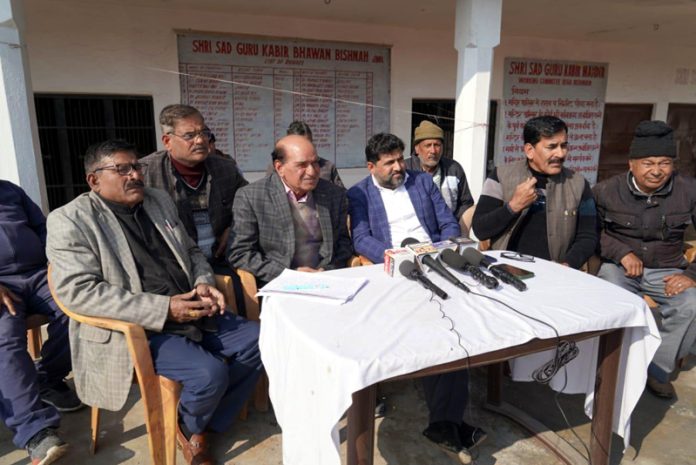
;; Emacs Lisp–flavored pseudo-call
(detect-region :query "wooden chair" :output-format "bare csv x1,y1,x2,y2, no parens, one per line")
26,314,50,359
235,268,269,412
46,264,180,465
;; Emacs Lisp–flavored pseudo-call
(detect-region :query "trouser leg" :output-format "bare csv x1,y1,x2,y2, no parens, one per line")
0,274,60,448
597,262,642,294
149,332,230,435
24,269,71,387
200,313,262,432
422,370,469,424
641,268,696,383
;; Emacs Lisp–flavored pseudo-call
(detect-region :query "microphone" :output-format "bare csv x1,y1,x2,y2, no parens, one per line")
400,237,420,247
441,249,498,289
462,249,527,292
399,260,449,299
421,254,471,293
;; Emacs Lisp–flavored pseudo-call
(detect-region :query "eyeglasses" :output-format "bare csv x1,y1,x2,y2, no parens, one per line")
167,129,213,142
93,162,147,176
500,251,536,262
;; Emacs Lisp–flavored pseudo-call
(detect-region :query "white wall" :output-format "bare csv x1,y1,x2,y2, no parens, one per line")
21,1,696,190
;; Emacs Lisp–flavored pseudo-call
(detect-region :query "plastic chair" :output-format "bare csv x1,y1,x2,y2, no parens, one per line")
235,268,269,412
47,264,180,465
26,314,50,359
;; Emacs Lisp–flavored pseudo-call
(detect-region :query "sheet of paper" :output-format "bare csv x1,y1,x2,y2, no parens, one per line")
257,269,368,305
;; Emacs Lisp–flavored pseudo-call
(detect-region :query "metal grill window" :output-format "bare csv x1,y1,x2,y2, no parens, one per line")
34,94,157,209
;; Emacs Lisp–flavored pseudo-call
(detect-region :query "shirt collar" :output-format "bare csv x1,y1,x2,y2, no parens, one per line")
281,178,310,203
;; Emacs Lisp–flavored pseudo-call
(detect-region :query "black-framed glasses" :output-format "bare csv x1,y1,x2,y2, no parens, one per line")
168,128,213,142
93,162,147,176
500,251,536,262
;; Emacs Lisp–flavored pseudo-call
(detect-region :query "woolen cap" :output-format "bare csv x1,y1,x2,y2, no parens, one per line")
413,120,444,144
629,120,676,158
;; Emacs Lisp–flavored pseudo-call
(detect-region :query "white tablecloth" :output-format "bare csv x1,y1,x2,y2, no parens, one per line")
259,253,661,465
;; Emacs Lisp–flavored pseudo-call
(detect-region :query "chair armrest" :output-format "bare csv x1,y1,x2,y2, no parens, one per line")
236,269,260,321
348,255,374,267
214,274,238,314
46,264,146,340
47,264,155,380
685,247,696,264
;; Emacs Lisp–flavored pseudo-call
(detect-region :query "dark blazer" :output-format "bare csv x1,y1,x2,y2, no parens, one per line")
404,155,474,220
228,173,352,283
139,150,247,255
347,171,461,264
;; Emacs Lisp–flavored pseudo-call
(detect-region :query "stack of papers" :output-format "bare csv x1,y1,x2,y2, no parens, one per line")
257,269,368,305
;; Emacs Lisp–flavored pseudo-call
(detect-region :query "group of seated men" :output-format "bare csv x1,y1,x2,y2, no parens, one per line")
1,104,695,465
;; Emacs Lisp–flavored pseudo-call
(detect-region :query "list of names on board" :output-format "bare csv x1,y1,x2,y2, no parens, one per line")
178,34,391,171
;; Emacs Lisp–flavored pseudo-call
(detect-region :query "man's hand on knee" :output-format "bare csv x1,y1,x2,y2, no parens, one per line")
0,284,20,316
620,252,643,278
663,273,696,297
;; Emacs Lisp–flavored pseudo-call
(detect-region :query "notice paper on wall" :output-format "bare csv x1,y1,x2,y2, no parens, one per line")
257,269,368,305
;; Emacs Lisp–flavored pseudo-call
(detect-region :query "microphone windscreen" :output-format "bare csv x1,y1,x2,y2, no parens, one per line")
400,237,420,247
399,260,417,278
462,247,485,267
440,248,466,269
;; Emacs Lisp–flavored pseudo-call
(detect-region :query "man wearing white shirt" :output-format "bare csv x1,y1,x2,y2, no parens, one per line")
347,133,483,463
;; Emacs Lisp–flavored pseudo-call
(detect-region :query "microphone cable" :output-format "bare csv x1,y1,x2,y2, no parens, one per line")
422,290,484,462
466,290,591,464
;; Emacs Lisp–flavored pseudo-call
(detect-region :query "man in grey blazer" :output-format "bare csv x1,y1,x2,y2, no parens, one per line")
46,140,261,465
228,135,352,284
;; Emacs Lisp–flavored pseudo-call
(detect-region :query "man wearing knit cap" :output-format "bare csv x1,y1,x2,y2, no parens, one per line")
405,120,474,233
594,120,696,399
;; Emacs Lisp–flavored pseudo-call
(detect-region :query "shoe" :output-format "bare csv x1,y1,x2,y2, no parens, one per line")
423,421,472,464
26,429,69,465
646,376,675,399
459,421,487,449
375,397,387,418
40,383,84,412
177,423,215,465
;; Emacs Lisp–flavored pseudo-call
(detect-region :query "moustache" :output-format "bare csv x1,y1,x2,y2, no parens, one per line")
548,158,564,164
126,181,144,190
192,145,208,152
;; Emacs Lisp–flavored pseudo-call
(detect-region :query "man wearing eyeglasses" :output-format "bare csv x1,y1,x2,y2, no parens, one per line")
594,120,696,399
140,104,247,273
472,115,597,270
46,139,262,465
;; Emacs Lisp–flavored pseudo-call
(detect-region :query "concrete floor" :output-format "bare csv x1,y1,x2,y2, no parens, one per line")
1,355,694,465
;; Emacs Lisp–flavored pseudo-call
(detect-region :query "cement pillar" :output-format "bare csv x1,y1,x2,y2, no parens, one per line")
0,0,47,210
452,0,502,201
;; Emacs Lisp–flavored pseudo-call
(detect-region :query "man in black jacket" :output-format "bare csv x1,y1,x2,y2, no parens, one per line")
594,120,696,398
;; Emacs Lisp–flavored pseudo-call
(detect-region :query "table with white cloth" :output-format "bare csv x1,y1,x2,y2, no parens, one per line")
258,252,661,465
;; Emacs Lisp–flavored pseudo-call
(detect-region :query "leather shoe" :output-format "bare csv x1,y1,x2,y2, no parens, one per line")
177,424,215,465
646,376,675,399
